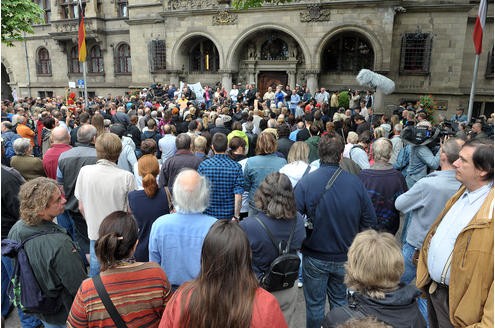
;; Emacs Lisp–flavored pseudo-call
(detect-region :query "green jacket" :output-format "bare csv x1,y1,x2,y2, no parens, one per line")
8,220,87,325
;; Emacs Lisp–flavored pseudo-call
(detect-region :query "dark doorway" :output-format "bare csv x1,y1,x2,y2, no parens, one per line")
2,64,13,101
258,71,288,94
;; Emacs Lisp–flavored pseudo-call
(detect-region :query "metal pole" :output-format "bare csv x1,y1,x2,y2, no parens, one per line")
83,61,88,109
23,33,32,98
467,54,480,123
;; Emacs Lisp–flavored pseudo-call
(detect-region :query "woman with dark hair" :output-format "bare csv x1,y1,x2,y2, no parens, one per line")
240,173,305,327
41,116,56,156
67,211,171,327
159,220,287,328
128,155,169,261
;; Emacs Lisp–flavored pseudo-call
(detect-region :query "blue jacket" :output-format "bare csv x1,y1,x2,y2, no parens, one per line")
240,212,306,280
295,163,376,262
405,145,440,188
244,154,287,207
395,169,461,249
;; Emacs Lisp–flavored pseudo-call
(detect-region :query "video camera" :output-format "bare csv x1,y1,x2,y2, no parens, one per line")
401,125,440,146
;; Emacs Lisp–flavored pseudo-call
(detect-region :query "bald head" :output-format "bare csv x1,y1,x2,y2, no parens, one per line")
51,126,70,144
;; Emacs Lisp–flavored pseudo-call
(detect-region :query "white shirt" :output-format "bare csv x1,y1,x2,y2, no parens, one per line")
279,161,317,188
427,183,492,285
75,159,136,240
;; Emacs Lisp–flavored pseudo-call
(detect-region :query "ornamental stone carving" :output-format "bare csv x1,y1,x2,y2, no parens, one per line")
300,5,330,22
54,20,94,33
212,10,238,25
168,0,215,10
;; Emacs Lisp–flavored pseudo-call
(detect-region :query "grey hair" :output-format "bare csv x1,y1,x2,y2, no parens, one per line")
267,118,277,128
13,138,32,155
77,124,98,144
442,138,463,165
245,121,254,132
393,124,402,133
172,169,210,214
347,131,359,144
372,137,393,162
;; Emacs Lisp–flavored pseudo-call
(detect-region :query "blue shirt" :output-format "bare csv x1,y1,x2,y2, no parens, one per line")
149,212,217,287
198,154,244,219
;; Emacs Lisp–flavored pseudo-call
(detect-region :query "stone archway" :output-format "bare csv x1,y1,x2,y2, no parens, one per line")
1,62,14,101
227,27,307,92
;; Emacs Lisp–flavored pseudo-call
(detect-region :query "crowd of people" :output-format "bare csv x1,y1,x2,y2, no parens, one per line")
1,81,493,328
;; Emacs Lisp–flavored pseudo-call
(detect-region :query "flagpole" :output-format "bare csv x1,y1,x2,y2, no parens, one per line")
467,54,480,123
83,61,88,109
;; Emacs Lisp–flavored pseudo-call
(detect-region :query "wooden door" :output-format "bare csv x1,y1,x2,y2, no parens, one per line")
258,71,288,94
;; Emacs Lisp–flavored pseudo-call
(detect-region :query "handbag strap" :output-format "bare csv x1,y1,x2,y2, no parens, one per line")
254,215,297,255
92,275,128,328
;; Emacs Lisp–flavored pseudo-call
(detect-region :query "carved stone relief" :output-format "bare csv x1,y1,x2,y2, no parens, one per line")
212,10,238,25
168,0,215,11
54,20,94,33
300,5,330,22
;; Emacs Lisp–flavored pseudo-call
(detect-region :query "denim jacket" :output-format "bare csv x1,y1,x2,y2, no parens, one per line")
244,154,287,207
405,145,440,188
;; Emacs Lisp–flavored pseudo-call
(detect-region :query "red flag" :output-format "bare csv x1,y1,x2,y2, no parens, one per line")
78,2,86,62
473,0,487,55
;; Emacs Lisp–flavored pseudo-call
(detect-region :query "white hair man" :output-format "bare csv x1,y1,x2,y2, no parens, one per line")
149,169,217,290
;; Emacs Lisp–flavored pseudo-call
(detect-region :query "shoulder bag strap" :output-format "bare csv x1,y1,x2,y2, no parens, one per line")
254,216,279,253
325,167,342,190
92,275,128,328
302,164,312,177
283,218,297,254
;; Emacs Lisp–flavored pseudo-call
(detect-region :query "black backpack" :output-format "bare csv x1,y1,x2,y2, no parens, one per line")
1,230,62,314
255,216,300,292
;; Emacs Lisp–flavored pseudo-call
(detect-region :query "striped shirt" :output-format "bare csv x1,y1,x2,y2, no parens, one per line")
67,262,171,328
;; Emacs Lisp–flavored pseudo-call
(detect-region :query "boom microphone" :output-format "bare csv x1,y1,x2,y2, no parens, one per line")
356,69,395,95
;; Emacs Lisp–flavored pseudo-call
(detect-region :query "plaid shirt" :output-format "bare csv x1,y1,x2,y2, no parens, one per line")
198,154,244,219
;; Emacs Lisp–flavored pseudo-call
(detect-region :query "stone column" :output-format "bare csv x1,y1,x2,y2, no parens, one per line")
247,70,256,85
219,70,233,91
167,70,180,87
305,70,319,94
288,70,296,89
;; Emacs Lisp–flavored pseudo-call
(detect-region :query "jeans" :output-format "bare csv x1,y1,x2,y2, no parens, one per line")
89,240,100,278
40,321,66,328
303,255,347,328
1,256,42,328
298,251,303,283
401,243,429,327
56,211,89,267
400,211,412,245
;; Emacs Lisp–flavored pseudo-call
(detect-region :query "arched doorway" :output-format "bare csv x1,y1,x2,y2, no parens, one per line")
232,29,305,92
321,32,374,73
1,64,13,101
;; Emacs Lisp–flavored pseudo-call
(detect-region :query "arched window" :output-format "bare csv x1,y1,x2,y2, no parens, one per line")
260,38,289,60
36,47,51,75
115,43,131,73
190,40,219,72
69,46,81,73
322,33,374,73
89,45,104,73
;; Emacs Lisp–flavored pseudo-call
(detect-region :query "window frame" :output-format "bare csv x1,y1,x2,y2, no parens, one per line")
58,0,85,20
114,43,131,74
189,40,219,73
149,40,166,72
34,0,51,23
69,45,82,74
399,32,433,75
117,0,128,18
321,33,374,73
485,46,494,79
36,47,52,76
88,45,104,74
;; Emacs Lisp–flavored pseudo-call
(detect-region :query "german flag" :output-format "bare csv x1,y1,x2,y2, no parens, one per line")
78,1,86,62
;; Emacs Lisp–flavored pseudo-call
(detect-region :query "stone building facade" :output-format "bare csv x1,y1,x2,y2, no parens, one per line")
1,0,493,118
